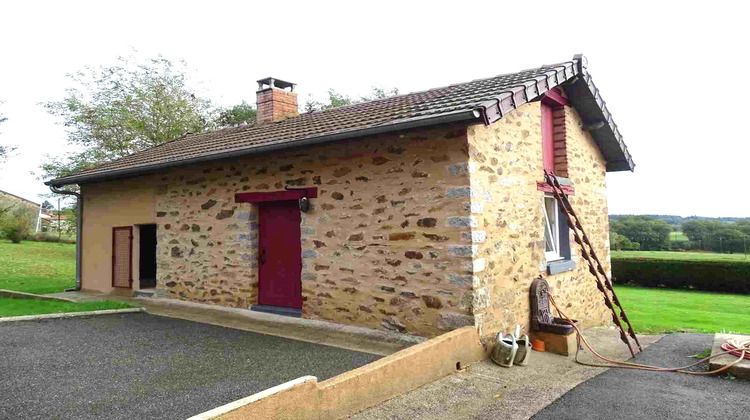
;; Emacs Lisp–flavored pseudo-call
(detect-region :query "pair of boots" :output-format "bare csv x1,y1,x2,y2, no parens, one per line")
491,325,530,368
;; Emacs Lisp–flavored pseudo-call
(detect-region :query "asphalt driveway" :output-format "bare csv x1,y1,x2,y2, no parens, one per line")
532,334,750,420
0,313,380,420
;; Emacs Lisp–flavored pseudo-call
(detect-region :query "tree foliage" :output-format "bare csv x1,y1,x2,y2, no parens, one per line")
41,55,214,183
0,102,16,166
0,201,37,244
215,101,256,127
303,86,399,112
611,215,671,251
609,229,640,251
682,219,749,253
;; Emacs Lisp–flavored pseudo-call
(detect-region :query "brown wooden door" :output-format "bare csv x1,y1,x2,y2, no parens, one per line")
258,201,302,308
112,226,133,288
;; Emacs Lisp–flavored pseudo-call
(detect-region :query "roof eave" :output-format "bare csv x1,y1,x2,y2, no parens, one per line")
45,108,482,187
562,57,635,172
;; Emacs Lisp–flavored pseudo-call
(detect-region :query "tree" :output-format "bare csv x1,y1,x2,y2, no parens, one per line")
0,102,16,166
41,200,55,211
215,101,256,127
611,215,671,251
303,86,399,112
41,54,214,184
0,203,36,243
708,228,747,254
610,229,640,251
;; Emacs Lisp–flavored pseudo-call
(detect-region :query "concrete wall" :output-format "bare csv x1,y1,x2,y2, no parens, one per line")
465,101,611,341
81,178,158,293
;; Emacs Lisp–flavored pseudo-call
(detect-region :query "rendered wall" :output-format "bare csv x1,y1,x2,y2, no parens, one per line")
80,178,158,293
466,101,611,341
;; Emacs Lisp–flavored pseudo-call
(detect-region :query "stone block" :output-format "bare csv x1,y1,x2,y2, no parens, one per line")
461,231,486,243
448,162,477,175
447,216,477,228
438,313,475,331
708,334,750,379
448,245,478,258
529,330,579,356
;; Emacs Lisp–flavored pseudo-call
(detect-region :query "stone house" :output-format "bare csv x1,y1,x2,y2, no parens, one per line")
46,55,634,340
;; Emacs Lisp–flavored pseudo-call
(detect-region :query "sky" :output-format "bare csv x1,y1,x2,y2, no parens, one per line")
0,0,747,217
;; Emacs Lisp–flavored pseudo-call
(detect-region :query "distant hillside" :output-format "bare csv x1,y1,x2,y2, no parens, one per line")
609,214,750,228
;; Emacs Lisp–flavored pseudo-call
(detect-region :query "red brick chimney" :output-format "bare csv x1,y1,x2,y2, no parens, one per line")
256,77,298,124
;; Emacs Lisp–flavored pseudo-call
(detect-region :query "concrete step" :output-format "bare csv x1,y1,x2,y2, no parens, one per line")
708,333,750,379
134,297,425,356
133,290,156,298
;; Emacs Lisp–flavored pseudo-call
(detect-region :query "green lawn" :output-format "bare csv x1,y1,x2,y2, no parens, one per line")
669,231,689,241
0,240,76,293
0,240,135,316
616,286,750,334
612,250,750,262
0,297,132,318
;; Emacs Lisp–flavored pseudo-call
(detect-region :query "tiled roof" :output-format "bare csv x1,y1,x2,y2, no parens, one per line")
47,55,633,186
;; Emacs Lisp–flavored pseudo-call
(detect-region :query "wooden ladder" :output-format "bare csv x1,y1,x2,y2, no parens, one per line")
544,170,643,357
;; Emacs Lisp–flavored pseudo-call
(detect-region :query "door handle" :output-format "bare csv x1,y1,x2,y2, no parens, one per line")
260,247,267,265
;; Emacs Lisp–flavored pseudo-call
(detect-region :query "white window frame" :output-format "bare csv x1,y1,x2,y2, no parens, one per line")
543,194,563,262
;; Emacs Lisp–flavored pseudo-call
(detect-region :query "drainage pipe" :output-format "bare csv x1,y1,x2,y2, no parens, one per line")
49,186,82,291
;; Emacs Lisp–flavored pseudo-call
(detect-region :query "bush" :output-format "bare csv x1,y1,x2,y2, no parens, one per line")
0,217,30,243
671,240,696,250
612,258,750,294
26,233,76,244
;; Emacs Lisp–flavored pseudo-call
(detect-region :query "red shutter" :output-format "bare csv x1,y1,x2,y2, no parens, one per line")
112,226,133,288
541,102,555,173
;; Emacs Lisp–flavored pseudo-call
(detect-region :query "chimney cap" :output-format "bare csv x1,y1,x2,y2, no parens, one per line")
257,77,295,92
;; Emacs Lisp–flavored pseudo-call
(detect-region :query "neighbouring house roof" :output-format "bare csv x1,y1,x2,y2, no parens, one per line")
0,190,40,207
46,54,634,187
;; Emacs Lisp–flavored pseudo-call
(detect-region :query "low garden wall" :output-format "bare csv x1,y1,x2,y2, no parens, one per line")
612,259,750,294
189,326,487,420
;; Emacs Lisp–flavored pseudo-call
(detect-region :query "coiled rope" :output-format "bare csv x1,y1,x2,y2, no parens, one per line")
548,295,748,376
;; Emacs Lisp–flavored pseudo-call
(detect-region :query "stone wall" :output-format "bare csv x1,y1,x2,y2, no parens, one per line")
152,124,478,337
465,101,611,341
79,103,615,340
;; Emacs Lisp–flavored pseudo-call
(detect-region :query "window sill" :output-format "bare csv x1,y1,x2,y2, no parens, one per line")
537,181,575,196
547,259,576,275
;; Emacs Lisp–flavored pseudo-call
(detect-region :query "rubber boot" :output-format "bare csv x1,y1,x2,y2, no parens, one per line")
491,332,518,368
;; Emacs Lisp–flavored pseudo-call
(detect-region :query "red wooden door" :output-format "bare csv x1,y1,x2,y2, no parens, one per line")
258,200,302,308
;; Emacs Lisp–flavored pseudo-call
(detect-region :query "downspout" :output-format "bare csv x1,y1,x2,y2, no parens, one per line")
49,186,82,292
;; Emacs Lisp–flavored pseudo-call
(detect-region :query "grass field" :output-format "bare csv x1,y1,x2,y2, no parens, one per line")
612,250,750,262
669,231,689,241
0,240,133,316
616,286,750,334
0,240,76,293
0,297,132,318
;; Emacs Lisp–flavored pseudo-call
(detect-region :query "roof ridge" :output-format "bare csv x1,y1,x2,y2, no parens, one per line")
298,60,573,115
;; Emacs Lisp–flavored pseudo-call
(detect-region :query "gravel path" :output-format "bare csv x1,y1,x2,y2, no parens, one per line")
0,313,380,419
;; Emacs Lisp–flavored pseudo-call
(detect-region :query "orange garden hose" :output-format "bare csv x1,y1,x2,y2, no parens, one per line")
548,295,748,376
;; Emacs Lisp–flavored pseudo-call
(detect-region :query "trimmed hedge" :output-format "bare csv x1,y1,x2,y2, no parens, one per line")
612,258,750,294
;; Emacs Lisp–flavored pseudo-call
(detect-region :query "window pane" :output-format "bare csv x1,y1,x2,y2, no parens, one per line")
544,221,554,252
545,197,558,248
